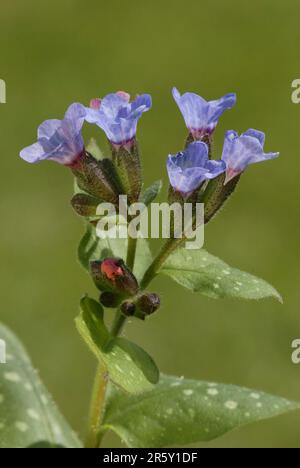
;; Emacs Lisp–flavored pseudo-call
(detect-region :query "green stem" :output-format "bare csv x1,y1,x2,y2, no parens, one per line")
126,236,138,271
112,232,138,338
84,310,126,449
110,309,127,337
140,237,185,290
85,361,108,448
85,230,139,448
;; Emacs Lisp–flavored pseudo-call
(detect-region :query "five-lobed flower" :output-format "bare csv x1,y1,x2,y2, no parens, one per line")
85,91,152,149
167,141,226,195
172,87,236,140
222,129,279,184
20,103,86,166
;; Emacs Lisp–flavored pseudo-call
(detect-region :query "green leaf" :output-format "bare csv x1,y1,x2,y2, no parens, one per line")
0,323,82,448
78,223,152,282
78,224,98,270
160,248,282,302
140,180,163,206
75,297,159,394
27,441,65,448
101,374,300,448
71,193,100,217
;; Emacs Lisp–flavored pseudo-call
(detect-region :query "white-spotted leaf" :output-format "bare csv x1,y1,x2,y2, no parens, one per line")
75,297,159,394
160,248,282,302
101,374,299,448
0,324,82,448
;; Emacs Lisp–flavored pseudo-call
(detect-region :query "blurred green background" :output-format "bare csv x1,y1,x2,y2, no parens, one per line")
1,0,300,448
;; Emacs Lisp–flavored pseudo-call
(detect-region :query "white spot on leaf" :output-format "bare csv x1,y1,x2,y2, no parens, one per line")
207,388,219,396
27,409,40,421
15,421,28,432
225,400,238,410
41,395,48,405
4,372,21,383
183,389,194,396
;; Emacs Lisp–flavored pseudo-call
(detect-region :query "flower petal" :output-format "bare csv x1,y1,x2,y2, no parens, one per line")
64,103,86,132
207,93,236,126
38,120,61,139
20,142,46,163
242,128,265,146
172,88,208,132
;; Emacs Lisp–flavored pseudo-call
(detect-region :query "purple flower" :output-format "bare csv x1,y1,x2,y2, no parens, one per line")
222,129,279,184
172,87,236,138
20,103,86,165
167,141,226,194
85,91,152,148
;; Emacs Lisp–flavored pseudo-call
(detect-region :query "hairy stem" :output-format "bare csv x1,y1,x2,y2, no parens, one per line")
110,309,127,337
85,310,126,449
85,231,139,448
126,236,138,271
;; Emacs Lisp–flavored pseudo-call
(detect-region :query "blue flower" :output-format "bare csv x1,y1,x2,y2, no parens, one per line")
172,87,236,138
222,129,279,184
85,91,152,147
20,103,86,165
167,141,226,194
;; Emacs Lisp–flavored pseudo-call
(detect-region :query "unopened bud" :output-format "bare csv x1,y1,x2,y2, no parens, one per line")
90,258,139,297
137,292,161,316
90,98,101,110
100,291,121,308
121,301,136,317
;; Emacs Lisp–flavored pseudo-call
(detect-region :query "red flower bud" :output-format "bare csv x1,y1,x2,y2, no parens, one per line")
90,258,139,297
101,259,124,281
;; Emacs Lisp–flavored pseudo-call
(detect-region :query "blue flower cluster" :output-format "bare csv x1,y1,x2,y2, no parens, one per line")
20,89,279,195
168,88,279,193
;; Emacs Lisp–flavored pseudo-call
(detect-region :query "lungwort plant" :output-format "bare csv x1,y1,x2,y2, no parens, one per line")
0,88,297,448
